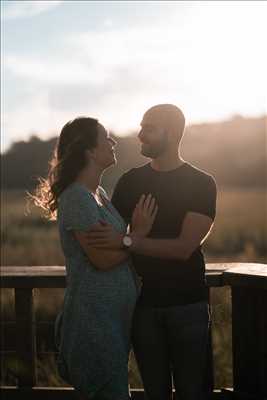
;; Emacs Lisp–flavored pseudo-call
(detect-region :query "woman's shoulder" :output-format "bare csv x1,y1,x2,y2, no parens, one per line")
59,182,95,207
58,182,100,228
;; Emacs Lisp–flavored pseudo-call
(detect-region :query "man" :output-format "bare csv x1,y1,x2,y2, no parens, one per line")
88,104,217,400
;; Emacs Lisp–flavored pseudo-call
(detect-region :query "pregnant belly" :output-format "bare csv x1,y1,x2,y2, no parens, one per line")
68,260,138,311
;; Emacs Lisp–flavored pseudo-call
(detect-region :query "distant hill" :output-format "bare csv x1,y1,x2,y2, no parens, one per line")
1,115,266,192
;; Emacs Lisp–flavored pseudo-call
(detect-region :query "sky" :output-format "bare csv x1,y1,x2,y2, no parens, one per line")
1,0,267,153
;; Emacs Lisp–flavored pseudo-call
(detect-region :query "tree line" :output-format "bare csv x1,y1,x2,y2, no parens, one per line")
1,115,266,192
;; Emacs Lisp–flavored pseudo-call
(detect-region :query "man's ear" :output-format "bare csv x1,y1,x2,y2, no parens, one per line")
168,127,179,143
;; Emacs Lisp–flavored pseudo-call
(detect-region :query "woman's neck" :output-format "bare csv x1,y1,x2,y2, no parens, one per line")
75,166,103,194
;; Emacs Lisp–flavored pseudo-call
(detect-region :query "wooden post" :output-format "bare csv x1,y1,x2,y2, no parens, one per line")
223,264,267,399
204,264,227,394
14,288,37,387
231,286,267,398
205,288,215,393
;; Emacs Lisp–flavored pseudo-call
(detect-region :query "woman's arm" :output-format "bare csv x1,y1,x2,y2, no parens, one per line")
74,225,128,271
84,194,158,255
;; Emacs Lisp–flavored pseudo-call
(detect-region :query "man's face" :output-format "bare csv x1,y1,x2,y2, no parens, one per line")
138,117,168,158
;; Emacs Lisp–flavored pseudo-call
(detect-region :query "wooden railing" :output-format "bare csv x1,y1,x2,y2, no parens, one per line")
1,263,267,400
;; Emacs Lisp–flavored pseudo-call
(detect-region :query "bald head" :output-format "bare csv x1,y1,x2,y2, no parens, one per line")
138,104,186,158
142,104,185,141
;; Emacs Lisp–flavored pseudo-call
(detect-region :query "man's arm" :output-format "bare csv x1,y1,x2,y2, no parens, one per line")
84,211,214,261
129,212,214,261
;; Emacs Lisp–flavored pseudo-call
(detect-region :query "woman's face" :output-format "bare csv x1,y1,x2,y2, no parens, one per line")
92,123,117,169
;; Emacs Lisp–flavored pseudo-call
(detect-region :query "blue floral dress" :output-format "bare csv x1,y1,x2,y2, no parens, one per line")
54,182,140,399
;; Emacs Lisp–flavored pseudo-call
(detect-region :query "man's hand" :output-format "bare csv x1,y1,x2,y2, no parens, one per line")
84,221,124,249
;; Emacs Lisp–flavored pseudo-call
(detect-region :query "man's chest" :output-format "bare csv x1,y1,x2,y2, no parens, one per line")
128,177,189,236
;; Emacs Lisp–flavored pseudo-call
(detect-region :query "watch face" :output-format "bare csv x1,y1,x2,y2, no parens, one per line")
123,236,132,247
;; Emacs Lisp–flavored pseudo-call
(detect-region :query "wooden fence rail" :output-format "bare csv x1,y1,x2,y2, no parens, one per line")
1,263,267,400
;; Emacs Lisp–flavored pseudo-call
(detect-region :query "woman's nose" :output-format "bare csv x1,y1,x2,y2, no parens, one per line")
109,137,117,146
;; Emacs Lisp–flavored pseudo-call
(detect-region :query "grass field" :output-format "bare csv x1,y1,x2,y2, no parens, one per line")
2,188,266,266
1,188,266,388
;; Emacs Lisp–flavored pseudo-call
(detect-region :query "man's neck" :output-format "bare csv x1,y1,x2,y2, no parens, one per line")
150,153,185,172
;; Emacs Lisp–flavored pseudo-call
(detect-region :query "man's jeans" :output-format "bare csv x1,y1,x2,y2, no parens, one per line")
132,301,210,400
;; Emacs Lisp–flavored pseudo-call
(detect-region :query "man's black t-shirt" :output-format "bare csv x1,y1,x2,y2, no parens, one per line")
111,162,217,307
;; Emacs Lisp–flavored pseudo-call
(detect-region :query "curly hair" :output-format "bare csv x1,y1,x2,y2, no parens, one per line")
30,117,99,220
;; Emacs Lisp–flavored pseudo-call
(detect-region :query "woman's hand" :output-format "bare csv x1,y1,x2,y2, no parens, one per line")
131,194,158,237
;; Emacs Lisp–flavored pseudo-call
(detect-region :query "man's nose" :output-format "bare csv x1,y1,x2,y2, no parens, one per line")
138,129,144,141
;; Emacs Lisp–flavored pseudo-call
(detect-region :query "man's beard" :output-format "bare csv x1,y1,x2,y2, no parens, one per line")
140,138,167,159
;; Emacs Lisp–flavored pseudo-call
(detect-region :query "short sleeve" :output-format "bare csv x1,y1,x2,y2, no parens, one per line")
60,185,100,231
187,175,217,220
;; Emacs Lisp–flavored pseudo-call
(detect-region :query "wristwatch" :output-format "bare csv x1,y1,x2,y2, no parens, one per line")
122,234,133,248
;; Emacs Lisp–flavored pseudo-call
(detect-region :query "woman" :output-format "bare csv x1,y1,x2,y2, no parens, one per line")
32,117,157,400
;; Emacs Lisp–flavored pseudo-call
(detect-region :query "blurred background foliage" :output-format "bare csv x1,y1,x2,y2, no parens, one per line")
2,115,266,191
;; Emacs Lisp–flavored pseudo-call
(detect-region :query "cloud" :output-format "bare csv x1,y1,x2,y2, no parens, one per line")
4,54,107,85
3,25,192,136
5,20,266,114
2,2,267,151
4,26,190,87
2,1,63,20
1,91,71,152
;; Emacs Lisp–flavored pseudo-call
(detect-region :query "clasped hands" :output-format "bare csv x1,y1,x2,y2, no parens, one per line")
84,194,158,250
